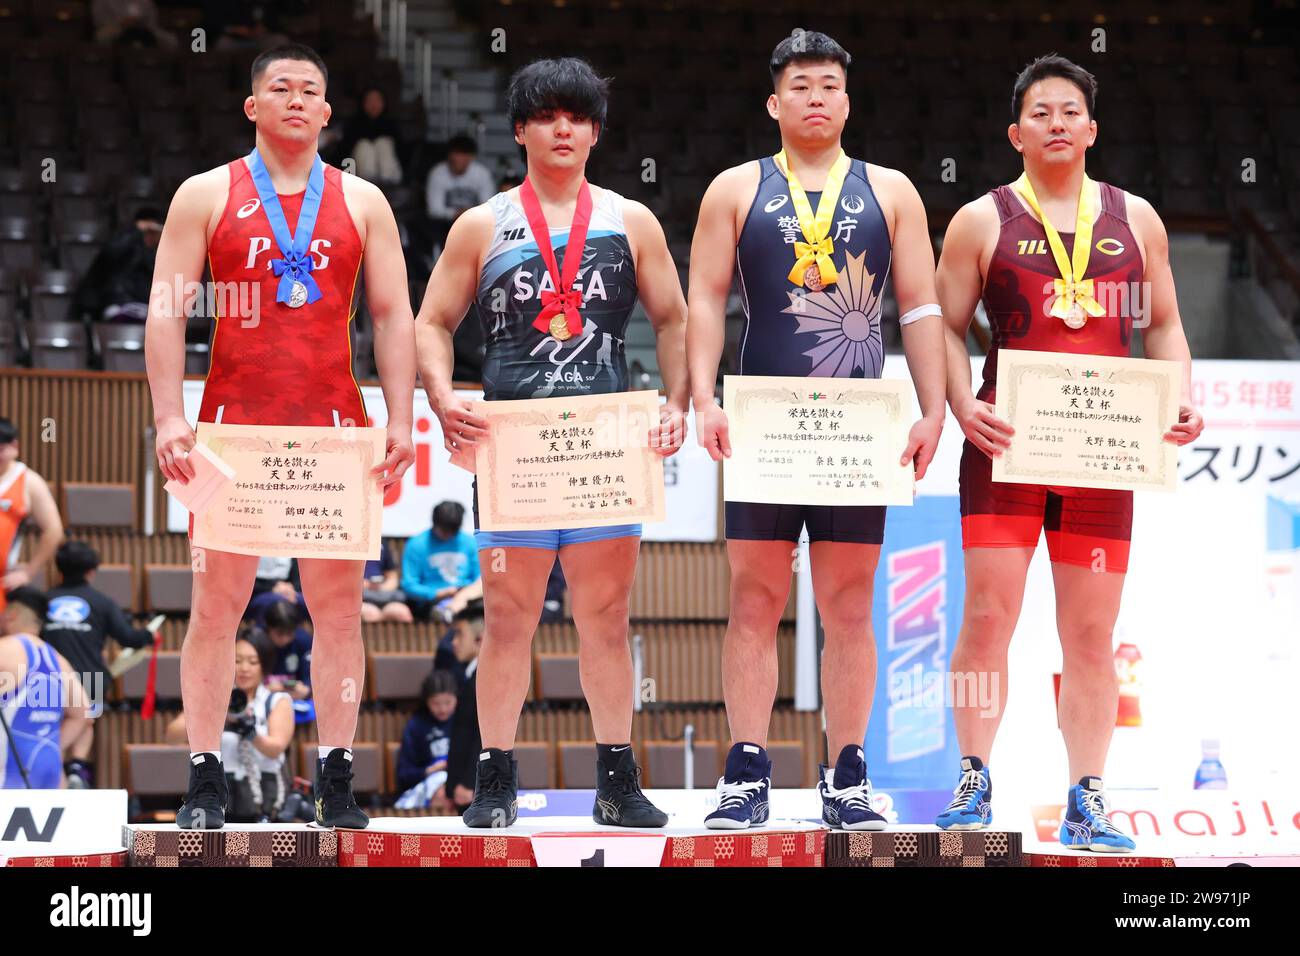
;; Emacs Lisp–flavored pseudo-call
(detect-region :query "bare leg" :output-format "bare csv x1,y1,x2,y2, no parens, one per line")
722,539,796,747
298,557,367,749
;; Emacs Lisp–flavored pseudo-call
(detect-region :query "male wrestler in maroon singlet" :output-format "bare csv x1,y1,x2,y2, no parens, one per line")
934,55,1204,851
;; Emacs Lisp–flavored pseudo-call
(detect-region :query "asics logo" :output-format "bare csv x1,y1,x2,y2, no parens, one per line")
596,796,621,821
236,198,262,219
764,194,790,213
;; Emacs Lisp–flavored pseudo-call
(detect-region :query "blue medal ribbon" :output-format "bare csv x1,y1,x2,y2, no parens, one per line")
246,148,325,307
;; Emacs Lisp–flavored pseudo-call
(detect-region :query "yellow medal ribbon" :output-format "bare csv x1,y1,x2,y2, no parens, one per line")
1013,172,1107,328
774,149,851,288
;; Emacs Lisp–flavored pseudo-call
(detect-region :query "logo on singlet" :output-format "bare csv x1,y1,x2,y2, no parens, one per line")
502,227,526,241
840,194,865,214
1016,239,1048,255
236,198,262,219
764,194,790,213
1095,238,1125,256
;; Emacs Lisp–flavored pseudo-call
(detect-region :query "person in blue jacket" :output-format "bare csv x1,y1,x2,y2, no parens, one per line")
400,501,481,622
394,669,458,809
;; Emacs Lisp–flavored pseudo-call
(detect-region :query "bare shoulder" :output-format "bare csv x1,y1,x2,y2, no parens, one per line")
864,162,917,194
949,193,1000,235
442,199,496,261
338,170,387,207
705,160,762,199
1123,190,1164,234
171,164,231,214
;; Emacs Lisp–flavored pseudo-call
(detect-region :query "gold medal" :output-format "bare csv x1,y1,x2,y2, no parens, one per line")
803,263,825,292
549,313,573,341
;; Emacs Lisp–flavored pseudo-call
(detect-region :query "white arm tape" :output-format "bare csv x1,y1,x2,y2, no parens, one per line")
898,303,942,326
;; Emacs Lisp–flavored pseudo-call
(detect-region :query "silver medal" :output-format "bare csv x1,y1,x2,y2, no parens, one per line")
288,280,308,308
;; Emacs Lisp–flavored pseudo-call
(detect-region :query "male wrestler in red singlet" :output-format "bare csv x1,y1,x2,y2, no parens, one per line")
145,43,415,829
934,55,1204,851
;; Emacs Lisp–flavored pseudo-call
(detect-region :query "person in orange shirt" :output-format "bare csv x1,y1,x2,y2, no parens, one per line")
0,418,65,616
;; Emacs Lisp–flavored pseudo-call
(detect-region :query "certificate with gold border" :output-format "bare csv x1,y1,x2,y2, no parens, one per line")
191,422,386,559
475,390,666,531
993,349,1179,492
723,375,914,506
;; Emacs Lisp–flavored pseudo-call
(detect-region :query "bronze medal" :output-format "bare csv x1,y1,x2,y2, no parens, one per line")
803,263,825,292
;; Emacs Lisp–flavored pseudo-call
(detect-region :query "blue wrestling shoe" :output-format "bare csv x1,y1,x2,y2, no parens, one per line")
704,743,770,830
936,755,993,830
818,746,887,830
1059,776,1136,852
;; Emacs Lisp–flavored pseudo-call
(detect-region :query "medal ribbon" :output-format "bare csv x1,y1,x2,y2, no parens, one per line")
520,176,592,337
1014,172,1106,323
246,148,325,307
774,148,850,287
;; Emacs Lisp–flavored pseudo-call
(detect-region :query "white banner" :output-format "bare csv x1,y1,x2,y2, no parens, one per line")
168,382,718,542
0,789,127,853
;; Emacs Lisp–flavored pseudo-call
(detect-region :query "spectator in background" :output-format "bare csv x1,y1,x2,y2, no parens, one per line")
92,0,177,48
393,669,457,810
244,597,312,701
341,88,403,185
400,500,482,622
360,539,412,623
166,627,293,821
425,135,495,250
0,588,91,789
1,417,65,619
250,556,301,601
202,0,290,52
41,541,157,786
72,207,163,324
443,602,484,814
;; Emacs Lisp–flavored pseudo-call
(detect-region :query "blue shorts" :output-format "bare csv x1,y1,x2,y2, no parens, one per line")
472,480,641,551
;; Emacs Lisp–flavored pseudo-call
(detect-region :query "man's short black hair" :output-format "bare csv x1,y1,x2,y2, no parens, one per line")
420,669,458,700
447,134,478,155
0,417,16,445
505,57,610,134
251,42,329,91
5,586,48,623
453,598,484,626
55,540,100,585
263,598,300,634
769,29,851,86
1011,53,1097,121
432,500,465,534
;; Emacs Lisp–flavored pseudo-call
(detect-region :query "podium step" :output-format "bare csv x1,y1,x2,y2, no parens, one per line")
825,828,1024,867
3,851,128,868
124,824,338,867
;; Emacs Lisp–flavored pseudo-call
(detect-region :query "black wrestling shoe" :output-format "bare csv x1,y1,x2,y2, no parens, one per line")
176,753,228,829
462,749,518,828
313,749,370,829
593,748,668,828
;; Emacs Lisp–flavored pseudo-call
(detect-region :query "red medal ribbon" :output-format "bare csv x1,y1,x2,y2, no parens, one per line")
520,176,592,338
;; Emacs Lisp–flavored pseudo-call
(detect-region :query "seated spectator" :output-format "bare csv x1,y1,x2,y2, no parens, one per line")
360,539,412,623
244,597,312,701
443,602,484,814
250,555,301,601
92,0,177,48
341,87,403,185
202,0,290,52
401,501,482,622
41,540,156,786
425,135,495,251
72,207,163,324
0,588,90,789
166,627,293,821
393,670,458,810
